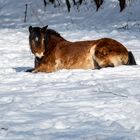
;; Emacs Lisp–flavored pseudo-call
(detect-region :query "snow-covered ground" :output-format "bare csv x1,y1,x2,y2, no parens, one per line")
0,0,140,139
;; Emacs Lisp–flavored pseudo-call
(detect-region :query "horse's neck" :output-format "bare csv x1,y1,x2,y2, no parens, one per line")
49,35,66,47
45,35,66,54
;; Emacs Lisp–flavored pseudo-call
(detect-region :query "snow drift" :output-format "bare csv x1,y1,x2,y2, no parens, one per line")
0,0,140,139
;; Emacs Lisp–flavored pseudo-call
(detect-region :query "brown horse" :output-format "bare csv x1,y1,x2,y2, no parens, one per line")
26,25,136,73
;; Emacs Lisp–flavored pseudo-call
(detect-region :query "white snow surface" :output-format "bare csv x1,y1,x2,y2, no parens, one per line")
0,0,140,139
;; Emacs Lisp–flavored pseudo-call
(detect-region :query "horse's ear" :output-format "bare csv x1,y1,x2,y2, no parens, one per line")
41,25,48,33
29,26,33,32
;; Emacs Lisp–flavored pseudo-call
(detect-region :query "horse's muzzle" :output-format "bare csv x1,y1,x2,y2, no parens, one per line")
35,52,44,59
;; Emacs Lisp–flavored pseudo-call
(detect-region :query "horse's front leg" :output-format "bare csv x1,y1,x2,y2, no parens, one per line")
26,67,43,73
32,63,55,73
35,57,42,67
32,64,47,73
25,64,44,73
26,57,44,73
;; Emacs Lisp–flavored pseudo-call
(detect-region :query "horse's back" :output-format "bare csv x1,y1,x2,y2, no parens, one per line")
54,38,130,69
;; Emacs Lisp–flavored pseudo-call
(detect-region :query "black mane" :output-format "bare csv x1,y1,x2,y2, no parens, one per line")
46,29,61,38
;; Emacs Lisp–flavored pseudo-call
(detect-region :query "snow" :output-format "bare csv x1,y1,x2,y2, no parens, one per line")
0,0,140,139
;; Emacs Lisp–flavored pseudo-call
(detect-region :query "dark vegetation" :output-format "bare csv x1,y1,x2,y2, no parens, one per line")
43,0,126,12
24,0,127,23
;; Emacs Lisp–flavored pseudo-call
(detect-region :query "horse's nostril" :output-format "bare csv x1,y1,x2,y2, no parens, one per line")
35,57,42,62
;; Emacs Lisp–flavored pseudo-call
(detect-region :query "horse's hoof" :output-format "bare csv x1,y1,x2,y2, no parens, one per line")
26,69,33,72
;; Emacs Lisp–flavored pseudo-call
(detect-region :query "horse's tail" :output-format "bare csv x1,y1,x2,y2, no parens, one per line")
127,51,137,65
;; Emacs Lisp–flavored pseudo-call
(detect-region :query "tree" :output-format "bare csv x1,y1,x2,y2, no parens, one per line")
79,0,83,5
65,0,71,12
43,0,47,7
118,0,126,12
49,0,55,3
72,0,76,5
94,0,104,11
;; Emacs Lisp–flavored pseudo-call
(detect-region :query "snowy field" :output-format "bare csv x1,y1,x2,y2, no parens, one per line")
0,0,140,139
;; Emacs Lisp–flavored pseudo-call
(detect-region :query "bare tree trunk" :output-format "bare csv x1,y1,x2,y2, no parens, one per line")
73,0,76,5
94,0,103,11
43,0,47,7
118,0,126,12
65,0,71,12
49,0,55,4
79,0,83,5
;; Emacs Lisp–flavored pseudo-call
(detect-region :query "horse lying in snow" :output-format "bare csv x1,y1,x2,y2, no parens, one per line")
26,25,136,73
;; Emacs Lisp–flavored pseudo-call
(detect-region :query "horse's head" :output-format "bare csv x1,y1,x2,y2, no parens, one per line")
29,25,48,59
